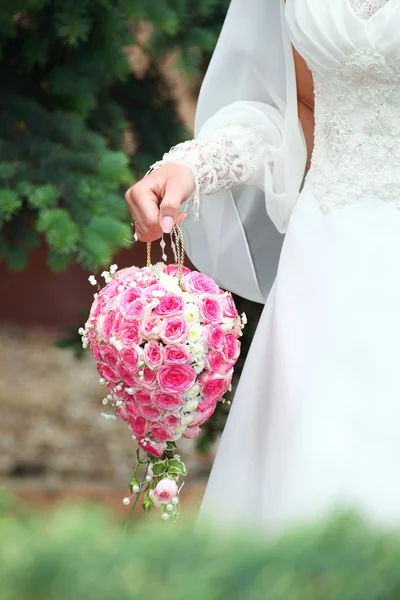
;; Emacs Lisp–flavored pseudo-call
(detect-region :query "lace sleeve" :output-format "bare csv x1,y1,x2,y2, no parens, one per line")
148,103,282,219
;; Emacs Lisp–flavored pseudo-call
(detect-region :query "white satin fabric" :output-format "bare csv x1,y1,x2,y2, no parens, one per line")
199,0,400,533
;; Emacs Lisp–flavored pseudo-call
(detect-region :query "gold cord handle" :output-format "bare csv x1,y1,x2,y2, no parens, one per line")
146,225,185,284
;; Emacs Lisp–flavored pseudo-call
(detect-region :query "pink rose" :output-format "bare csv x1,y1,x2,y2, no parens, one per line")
90,339,101,361
153,293,184,317
144,341,164,369
164,344,190,365
202,324,225,351
199,296,222,324
118,362,135,387
141,316,162,339
102,310,116,338
199,372,229,403
153,478,178,504
150,424,171,442
164,412,181,432
153,390,184,411
116,406,129,425
129,415,148,438
204,351,222,372
134,389,152,405
143,283,166,300
190,404,216,427
140,404,162,421
100,279,120,301
160,317,189,345
100,344,119,369
125,298,146,319
185,271,218,295
114,386,127,400
111,311,124,336
165,264,192,277
223,334,241,361
90,298,103,319
125,399,141,418
120,319,141,345
158,364,196,393
197,395,217,413
134,367,157,389
120,347,139,372
98,363,118,382
138,438,167,458
119,288,142,319
221,293,238,318
183,425,201,439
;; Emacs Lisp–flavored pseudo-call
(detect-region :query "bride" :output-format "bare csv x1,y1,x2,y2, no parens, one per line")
125,0,400,532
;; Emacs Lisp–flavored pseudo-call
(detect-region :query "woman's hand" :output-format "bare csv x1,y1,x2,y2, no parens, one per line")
125,163,195,242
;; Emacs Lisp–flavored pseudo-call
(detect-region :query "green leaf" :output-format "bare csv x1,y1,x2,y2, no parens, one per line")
16,181,35,197
37,208,80,253
142,496,153,511
28,184,58,209
0,189,22,221
152,462,167,477
167,459,187,477
47,249,73,271
97,151,133,184
54,5,92,46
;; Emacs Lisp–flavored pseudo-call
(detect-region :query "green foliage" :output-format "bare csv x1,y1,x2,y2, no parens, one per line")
0,0,228,272
1,498,400,600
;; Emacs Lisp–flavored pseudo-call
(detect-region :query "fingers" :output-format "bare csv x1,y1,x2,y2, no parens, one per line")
159,168,195,234
124,163,195,241
125,184,162,242
134,212,186,242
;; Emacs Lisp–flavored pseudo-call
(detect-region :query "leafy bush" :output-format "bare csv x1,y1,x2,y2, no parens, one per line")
0,0,229,271
1,495,400,600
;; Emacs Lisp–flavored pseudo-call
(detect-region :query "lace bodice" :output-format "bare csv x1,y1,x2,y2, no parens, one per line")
349,0,389,20
306,48,400,213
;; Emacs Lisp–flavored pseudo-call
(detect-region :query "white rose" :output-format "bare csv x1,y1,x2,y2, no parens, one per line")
153,262,166,275
159,273,183,295
183,383,201,399
181,292,194,303
188,323,202,343
183,397,200,412
184,304,200,323
190,342,207,357
193,358,205,374
181,413,195,427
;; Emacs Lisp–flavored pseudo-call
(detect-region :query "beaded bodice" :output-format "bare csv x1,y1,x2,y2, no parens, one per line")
306,47,400,212
350,0,389,20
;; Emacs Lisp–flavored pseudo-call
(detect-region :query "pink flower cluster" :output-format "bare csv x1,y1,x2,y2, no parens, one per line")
84,263,243,458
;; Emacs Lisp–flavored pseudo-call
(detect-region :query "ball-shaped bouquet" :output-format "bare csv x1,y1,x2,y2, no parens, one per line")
80,235,246,520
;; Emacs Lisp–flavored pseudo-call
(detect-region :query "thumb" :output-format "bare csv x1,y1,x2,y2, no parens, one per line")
159,182,187,234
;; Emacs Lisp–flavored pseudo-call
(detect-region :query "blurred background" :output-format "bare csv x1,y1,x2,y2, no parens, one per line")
0,0,263,518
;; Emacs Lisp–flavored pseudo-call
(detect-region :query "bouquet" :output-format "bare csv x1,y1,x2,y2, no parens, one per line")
80,227,246,522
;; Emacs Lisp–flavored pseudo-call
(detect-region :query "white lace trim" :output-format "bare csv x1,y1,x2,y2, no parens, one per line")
149,125,271,219
306,48,400,213
349,0,389,20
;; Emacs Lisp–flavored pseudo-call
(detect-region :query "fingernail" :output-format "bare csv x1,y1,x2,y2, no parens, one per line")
162,216,174,234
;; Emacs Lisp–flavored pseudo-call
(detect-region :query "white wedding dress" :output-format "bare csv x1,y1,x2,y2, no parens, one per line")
155,0,400,532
